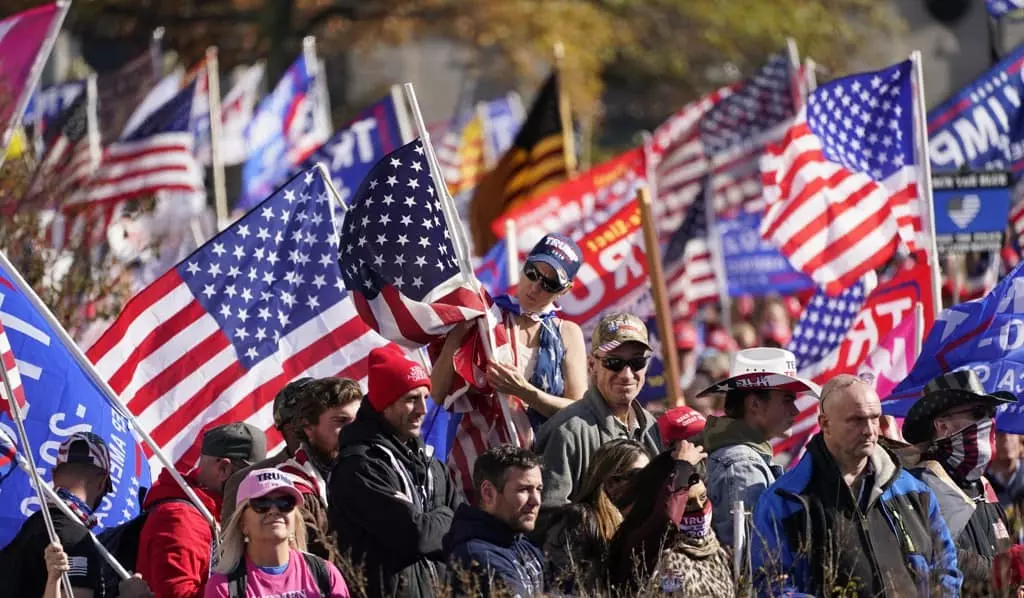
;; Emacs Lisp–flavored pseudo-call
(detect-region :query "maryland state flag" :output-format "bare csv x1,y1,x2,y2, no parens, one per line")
468,73,569,254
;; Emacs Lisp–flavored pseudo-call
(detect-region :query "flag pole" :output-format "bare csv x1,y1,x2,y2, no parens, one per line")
303,37,333,141
637,186,683,408
0,359,75,597
0,251,218,530
703,175,733,333
910,51,943,320
150,26,166,78
913,302,924,360
785,38,805,108
401,82,522,447
553,42,577,177
504,219,520,287
0,0,71,168
390,85,415,144
206,47,230,231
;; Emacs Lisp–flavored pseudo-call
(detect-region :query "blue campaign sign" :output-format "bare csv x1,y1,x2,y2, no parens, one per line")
481,95,522,162
718,211,814,297
928,43,1024,174
884,261,1024,432
0,266,151,548
931,171,1011,253
297,94,405,207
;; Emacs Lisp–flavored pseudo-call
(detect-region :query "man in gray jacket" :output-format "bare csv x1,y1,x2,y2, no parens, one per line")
536,313,663,506
696,347,819,546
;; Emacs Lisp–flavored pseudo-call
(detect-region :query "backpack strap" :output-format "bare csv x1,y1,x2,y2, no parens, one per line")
227,557,247,598
301,552,332,598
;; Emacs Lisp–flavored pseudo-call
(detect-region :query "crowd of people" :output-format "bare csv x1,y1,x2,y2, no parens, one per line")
5,233,1024,598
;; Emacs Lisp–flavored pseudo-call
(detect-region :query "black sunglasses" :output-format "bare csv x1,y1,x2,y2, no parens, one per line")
523,262,565,293
601,355,651,373
250,495,298,514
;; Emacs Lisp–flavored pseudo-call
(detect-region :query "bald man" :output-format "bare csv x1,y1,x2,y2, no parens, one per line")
751,375,961,597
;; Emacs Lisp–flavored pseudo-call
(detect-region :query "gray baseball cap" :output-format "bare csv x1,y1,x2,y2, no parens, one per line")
201,422,267,465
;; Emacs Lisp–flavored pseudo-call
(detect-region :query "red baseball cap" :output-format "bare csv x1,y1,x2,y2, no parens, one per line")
658,406,707,444
674,321,698,351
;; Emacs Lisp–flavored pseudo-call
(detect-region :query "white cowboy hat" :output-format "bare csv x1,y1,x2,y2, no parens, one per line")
696,347,821,397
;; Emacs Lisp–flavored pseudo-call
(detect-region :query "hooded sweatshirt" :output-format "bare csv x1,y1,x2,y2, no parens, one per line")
443,504,544,597
136,470,221,598
702,415,780,547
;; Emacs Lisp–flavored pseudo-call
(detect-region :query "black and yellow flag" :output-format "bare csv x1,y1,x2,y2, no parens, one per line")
468,72,569,255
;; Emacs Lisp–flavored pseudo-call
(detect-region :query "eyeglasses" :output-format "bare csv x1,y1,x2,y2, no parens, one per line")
601,355,651,373
523,262,565,293
250,495,298,514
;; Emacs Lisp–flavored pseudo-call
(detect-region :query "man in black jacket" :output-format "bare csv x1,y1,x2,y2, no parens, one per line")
903,370,1017,596
444,444,545,597
329,347,463,598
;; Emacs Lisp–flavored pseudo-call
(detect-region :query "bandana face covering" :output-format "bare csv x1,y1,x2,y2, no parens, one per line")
927,417,995,482
677,498,713,540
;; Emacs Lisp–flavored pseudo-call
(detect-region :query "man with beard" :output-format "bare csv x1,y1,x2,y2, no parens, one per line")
276,377,362,564
904,370,1016,596
444,445,545,597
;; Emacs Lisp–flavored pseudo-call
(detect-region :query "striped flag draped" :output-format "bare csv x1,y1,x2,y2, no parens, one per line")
0,320,27,420
760,60,923,295
86,166,398,472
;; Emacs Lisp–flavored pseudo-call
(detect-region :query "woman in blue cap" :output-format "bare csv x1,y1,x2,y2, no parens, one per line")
433,232,588,431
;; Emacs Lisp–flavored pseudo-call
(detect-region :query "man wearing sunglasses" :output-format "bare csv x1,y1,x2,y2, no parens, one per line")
904,369,1017,596
536,313,663,506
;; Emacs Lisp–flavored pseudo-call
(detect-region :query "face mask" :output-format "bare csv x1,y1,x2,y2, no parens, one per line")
677,499,713,540
928,418,995,482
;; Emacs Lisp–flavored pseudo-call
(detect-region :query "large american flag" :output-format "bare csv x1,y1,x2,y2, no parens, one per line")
73,80,203,206
787,280,868,371
700,53,797,216
86,166,397,471
663,177,717,318
338,139,525,496
0,320,27,420
760,60,923,296
34,80,98,196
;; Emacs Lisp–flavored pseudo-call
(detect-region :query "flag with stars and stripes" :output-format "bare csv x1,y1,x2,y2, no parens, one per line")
662,176,717,318
700,52,798,216
760,60,924,296
86,165,399,473
0,319,28,420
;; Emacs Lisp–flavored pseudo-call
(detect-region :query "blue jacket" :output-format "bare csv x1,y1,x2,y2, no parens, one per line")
751,434,961,597
443,504,545,597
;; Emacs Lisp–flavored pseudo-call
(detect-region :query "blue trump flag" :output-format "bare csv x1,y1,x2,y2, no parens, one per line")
296,93,406,207
0,266,152,548
885,262,1024,432
928,42,1024,174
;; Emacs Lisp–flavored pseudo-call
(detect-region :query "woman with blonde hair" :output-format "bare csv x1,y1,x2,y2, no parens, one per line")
532,438,651,594
204,468,349,597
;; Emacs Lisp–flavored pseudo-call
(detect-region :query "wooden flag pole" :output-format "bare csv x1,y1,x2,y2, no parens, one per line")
401,82,522,448
637,186,683,408
0,0,71,168
0,251,218,530
206,47,230,231
910,51,943,320
0,365,75,597
553,42,577,177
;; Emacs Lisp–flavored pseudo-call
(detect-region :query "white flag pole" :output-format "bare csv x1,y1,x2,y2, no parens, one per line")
390,85,415,145
302,37,333,141
0,365,75,597
0,251,218,530
401,82,521,448
206,47,230,231
0,0,71,168
504,219,520,288
910,52,943,320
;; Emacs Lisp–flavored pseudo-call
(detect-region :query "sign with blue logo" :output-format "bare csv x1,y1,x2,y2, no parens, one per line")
717,211,813,297
932,171,1011,254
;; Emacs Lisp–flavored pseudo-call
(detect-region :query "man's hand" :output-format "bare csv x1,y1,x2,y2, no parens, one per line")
672,440,706,465
118,575,154,598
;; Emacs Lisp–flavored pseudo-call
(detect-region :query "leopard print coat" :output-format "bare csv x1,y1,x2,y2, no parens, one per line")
644,535,736,598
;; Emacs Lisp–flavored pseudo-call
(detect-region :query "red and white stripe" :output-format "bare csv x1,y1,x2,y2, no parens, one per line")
0,320,28,418
73,132,203,206
664,239,716,319
760,109,922,296
86,274,397,472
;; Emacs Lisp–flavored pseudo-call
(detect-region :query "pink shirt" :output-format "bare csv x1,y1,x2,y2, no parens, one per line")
204,549,350,598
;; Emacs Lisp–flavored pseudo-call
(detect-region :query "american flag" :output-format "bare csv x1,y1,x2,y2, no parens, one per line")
787,279,868,371
0,320,27,419
760,60,923,295
663,177,717,318
338,139,525,496
74,80,203,206
86,166,397,470
651,86,731,239
700,53,797,215
33,80,98,195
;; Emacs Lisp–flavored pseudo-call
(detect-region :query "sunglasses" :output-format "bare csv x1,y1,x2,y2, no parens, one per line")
523,262,565,293
601,355,651,373
250,495,297,514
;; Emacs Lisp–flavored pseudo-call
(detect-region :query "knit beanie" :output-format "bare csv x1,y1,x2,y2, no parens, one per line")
367,347,431,412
